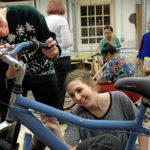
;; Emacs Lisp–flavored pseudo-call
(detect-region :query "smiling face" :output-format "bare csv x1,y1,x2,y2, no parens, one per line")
0,13,9,37
104,29,113,40
66,79,95,108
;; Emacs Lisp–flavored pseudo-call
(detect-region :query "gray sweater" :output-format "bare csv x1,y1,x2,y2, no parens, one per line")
64,91,137,149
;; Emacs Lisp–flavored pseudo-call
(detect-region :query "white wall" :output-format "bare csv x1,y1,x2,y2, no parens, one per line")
115,0,137,48
35,0,49,17
36,0,149,51
115,0,150,49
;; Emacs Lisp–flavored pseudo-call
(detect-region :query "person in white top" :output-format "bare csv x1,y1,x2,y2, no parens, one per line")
32,1,72,149
45,0,72,110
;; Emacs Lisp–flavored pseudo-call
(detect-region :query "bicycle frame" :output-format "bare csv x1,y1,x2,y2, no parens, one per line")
0,41,149,150
6,94,149,150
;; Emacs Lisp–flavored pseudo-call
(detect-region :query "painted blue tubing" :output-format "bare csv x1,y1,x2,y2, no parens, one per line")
15,107,69,150
8,42,30,56
13,96,148,132
7,95,149,150
23,133,32,150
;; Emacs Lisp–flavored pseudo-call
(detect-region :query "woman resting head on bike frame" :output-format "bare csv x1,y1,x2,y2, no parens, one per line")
44,69,149,150
0,5,61,149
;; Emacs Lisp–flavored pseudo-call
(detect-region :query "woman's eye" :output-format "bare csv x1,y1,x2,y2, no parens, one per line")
77,88,82,93
70,94,74,98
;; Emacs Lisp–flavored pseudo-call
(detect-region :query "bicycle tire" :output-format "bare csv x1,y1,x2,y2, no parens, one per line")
0,138,14,150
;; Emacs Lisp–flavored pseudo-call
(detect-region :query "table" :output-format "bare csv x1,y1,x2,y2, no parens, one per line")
71,56,91,69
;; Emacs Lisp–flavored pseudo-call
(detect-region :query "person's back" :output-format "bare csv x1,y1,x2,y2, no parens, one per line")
46,14,72,56
99,43,136,83
100,55,136,83
45,0,72,111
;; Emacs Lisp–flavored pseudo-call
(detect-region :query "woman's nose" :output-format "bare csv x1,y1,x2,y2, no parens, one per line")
75,93,81,101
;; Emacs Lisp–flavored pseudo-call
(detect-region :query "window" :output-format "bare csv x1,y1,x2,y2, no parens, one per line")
80,4,110,44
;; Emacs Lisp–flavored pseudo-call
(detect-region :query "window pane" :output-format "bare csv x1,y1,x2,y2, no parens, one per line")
89,17,95,26
104,16,110,25
81,17,87,26
97,38,102,43
81,28,88,37
88,6,94,16
89,38,96,43
82,39,88,44
89,28,95,36
97,27,103,36
104,5,110,14
96,5,102,15
81,6,87,16
96,17,102,25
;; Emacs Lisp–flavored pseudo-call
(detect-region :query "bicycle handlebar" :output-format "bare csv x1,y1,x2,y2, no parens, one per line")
8,40,49,56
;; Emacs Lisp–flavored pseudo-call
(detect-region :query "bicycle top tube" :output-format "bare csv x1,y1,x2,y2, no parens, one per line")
115,77,150,99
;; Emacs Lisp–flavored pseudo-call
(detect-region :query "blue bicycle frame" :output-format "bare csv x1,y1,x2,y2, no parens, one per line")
0,41,149,150
7,94,149,150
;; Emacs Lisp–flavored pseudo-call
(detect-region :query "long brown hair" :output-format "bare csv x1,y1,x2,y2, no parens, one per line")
47,0,65,15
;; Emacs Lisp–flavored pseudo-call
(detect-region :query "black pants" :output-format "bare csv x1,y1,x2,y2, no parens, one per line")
0,82,19,147
22,80,59,108
54,56,71,110
0,84,11,121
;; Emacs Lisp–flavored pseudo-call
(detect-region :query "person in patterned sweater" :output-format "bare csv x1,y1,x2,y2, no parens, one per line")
0,5,61,149
99,42,136,84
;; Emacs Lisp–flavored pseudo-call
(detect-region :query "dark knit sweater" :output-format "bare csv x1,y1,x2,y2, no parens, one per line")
0,5,61,84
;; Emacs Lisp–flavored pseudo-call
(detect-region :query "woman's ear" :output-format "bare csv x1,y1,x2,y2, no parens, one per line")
90,82,95,91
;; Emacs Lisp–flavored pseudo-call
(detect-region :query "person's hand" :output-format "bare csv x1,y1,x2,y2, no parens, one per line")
0,43,18,59
136,57,141,66
43,118,61,136
42,38,58,58
43,117,76,149
0,43,10,49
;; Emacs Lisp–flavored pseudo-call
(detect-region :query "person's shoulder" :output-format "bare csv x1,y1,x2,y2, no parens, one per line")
58,16,68,25
113,35,120,41
111,55,123,62
111,91,124,96
111,91,128,100
144,32,150,37
100,37,106,43
46,15,68,25
14,5,35,11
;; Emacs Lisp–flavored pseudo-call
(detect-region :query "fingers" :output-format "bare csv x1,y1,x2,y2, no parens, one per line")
42,38,59,58
0,43,10,49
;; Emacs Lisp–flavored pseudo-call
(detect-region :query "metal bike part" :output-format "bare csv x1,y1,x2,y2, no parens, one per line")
0,121,15,134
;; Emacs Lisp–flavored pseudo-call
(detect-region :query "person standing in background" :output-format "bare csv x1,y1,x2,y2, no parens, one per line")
46,0,72,110
136,18,150,71
99,25,120,53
